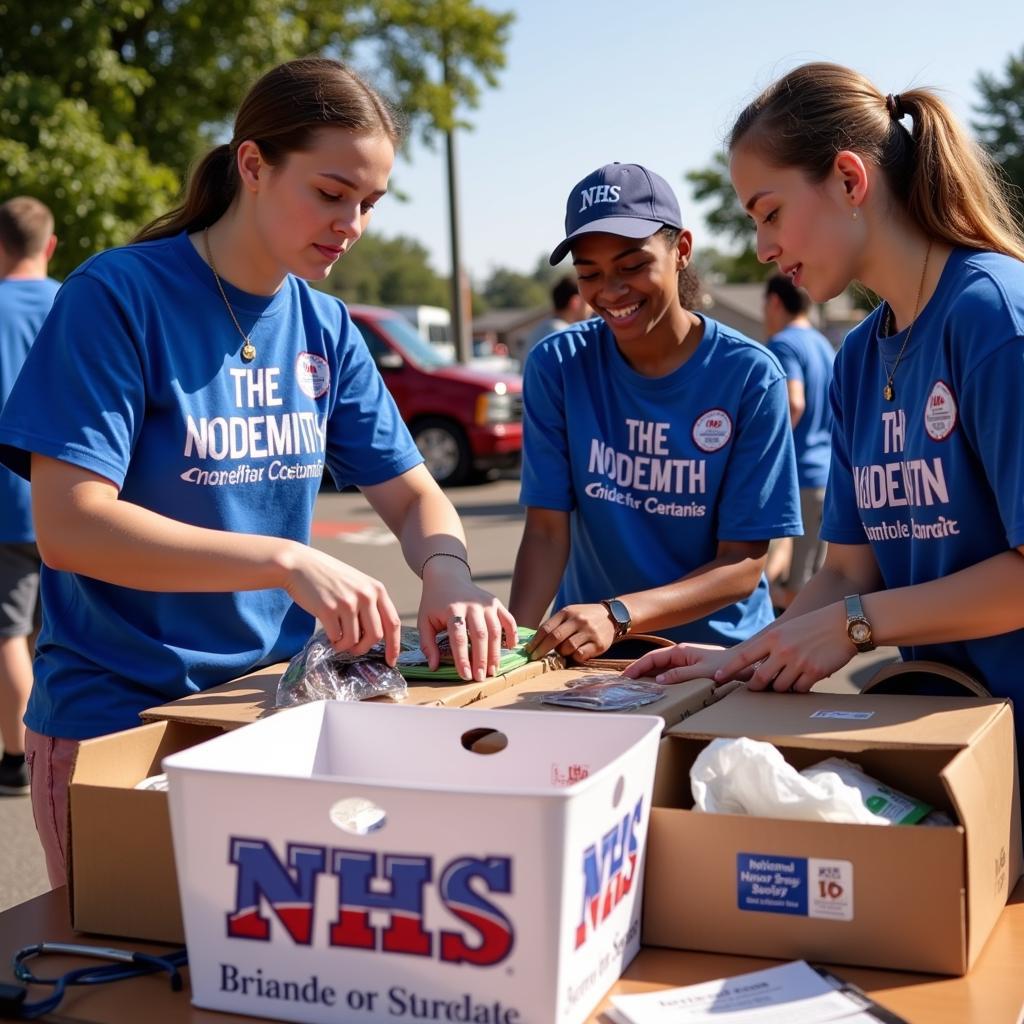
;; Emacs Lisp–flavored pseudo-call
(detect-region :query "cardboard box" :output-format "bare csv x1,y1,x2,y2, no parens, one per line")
67,655,559,943
141,654,561,730
68,719,225,943
642,688,1022,975
163,700,662,1024
469,667,736,732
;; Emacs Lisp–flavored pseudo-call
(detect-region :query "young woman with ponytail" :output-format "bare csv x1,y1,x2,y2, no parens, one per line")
628,63,1024,730
0,58,515,884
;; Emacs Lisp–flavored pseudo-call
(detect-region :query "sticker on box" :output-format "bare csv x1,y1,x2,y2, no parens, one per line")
737,853,853,921
809,710,875,720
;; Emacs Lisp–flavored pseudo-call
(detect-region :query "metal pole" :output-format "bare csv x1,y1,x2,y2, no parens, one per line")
443,58,472,364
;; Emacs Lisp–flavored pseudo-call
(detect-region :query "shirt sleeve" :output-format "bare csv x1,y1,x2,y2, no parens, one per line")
771,338,805,384
820,355,868,544
959,335,1024,548
519,346,574,511
0,272,146,488
716,373,803,540
323,309,423,489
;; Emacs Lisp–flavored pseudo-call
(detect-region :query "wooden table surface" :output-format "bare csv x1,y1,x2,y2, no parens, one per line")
2,884,1022,1023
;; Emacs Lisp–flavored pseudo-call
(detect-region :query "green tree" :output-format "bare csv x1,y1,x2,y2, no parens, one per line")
974,46,1024,218
0,0,513,277
316,233,449,307
685,152,769,283
480,267,548,309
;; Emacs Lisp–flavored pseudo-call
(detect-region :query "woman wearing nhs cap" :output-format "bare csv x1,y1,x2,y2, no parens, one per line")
510,163,801,662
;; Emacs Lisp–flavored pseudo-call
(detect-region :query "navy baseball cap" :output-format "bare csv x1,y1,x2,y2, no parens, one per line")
549,163,683,265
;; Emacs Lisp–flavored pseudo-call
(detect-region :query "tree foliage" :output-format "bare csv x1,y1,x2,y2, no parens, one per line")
479,267,548,309
684,152,769,283
316,233,449,307
0,0,513,278
973,46,1024,219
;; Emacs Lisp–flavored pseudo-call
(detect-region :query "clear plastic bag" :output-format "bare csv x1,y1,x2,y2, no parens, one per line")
540,674,665,712
275,629,409,708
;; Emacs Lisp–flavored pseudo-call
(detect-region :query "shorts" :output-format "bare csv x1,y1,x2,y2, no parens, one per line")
0,542,42,637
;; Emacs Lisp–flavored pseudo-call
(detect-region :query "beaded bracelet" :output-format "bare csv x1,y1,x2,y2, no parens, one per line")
419,551,471,578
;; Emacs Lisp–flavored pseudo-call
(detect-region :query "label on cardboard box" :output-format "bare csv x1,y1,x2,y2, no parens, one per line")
737,853,853,922
809,710,875,720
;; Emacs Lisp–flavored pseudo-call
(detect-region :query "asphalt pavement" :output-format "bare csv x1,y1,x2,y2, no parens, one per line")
0,474,897,911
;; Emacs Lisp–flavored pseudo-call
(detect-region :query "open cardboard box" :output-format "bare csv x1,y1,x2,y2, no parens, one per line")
642,687,1022,975
69,654,561,942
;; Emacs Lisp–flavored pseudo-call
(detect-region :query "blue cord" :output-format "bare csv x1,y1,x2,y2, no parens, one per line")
6,944,188,1019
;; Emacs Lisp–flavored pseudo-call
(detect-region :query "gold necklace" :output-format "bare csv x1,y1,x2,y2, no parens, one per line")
881,241,932,401
203,228,257,362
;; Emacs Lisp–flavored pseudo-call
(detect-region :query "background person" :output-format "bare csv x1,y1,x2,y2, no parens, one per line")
626,65,1024,765
510,163,801,663
0,197,59,796
763,272,835,609
0,58,515,884
518,274,589,365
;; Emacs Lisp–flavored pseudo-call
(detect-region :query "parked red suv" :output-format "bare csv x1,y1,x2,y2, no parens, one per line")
348,305,523,486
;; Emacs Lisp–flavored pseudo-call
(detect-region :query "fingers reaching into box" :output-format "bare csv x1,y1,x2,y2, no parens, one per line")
623,642,729,684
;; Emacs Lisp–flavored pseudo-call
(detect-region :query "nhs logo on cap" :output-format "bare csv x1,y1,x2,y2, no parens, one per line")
578,184,621,213
225,836,515,966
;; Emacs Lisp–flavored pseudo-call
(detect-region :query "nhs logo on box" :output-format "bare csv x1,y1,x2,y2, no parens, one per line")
226,838,515,966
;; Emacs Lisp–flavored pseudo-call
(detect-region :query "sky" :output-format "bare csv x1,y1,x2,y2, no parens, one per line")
364,0,1023,284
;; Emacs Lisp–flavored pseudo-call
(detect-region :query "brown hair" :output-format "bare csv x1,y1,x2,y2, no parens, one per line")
730,62,1024,262
657,227,703,309
133,58,403,244
0,196,55,260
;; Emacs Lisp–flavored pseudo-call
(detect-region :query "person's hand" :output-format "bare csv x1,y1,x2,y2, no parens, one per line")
622,643,728,683
526,603,618,663
281,543,402,663
418,560,518,681
710,602,858,692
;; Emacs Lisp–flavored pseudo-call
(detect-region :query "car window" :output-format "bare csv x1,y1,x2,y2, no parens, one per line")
368,315,453,369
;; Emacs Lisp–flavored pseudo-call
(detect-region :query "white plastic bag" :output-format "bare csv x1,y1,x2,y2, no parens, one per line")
690,737,890,825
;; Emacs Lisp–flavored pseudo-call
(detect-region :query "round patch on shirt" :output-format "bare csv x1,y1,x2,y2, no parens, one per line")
923,380,957,441
296,353,330,399
692,409,733,453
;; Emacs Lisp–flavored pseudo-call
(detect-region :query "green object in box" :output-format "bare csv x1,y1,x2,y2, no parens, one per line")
397,626,537,681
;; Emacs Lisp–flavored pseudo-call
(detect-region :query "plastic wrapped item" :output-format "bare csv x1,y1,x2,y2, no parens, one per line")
801,756,933,824
135,772,169,792
275,629,408,708
397,626,537,681
540,675,665,712
691,737,891,825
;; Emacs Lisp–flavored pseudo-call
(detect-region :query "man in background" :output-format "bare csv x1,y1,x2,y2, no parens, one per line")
0,197,59,795
519,275,589,366
763,272,835,611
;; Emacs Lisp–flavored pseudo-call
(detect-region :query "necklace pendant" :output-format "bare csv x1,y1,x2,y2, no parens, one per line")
241,342,257,362
883,382,895,402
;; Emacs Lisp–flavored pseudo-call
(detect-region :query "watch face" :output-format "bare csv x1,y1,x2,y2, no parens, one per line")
850,621,871,644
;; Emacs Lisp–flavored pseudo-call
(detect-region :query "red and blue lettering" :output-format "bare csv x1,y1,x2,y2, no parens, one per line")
226,838,324,944
438,856,514,966
574,797,643,949
328,851,433,956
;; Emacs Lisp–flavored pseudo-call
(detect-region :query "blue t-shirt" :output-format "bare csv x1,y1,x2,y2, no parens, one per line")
0,231,422,739
0,277,60,542
822,247,1024,705
520,316,802,645
769,324,835,489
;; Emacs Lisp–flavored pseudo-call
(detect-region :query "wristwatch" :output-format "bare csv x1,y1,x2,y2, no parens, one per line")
844,594,876,653
601,598,632,639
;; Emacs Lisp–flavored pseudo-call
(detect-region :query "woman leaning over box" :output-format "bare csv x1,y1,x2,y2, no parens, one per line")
0,58,515,886
627,64,1024,740
510,163,802,663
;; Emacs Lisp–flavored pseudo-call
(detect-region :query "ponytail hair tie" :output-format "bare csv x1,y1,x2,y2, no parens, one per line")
885,93,905,121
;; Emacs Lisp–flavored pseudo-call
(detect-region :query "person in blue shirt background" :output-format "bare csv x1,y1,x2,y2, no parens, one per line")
0,197,59,796
628,65,1024,754
0,58,515,885
762,272,835,610
510,163,801,663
